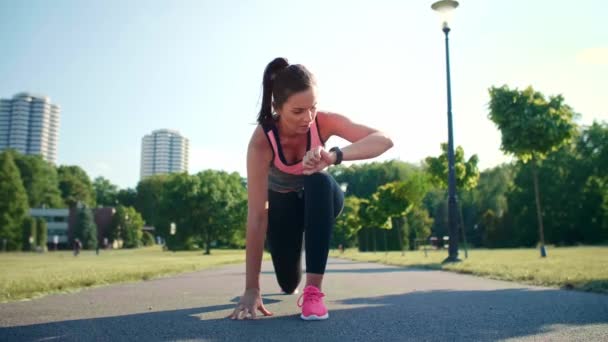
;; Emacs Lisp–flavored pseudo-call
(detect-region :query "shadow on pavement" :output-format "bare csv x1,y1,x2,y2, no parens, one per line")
2,288,607,341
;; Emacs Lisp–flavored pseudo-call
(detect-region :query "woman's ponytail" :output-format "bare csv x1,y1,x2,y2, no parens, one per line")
257,57,289,124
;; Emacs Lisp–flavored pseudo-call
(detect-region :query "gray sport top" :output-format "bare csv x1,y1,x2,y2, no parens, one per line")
262,117,325,192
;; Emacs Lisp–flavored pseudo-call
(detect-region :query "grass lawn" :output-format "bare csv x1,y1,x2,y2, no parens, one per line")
329,246,608,294
0,246,267,303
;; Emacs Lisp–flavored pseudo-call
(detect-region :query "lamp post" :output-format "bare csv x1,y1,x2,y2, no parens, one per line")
432,0,460,263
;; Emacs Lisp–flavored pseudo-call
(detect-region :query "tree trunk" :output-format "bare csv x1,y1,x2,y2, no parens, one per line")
396,217,405,256
372,228,377,253
531,158,547,257
205,230,211,255
384,228,388,255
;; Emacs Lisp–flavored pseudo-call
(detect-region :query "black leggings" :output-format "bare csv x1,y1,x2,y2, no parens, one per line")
266,172,344,294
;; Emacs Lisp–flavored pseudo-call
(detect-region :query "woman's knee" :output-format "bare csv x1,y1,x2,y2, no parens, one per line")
280,282,299,294
277,270,301,294
304,172,333,189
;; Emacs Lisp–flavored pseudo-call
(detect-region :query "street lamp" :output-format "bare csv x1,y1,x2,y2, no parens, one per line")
432,0,461,263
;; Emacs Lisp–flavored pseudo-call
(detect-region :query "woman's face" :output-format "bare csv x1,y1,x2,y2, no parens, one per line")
275,87,317,135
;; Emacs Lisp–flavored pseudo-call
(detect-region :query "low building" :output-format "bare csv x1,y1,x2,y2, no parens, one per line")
29,207,116,249
29,208,70,248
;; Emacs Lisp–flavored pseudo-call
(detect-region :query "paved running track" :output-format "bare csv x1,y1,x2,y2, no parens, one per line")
1,257,607,341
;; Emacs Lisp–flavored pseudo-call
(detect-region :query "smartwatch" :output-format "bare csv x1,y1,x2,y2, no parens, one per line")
329,146,343,165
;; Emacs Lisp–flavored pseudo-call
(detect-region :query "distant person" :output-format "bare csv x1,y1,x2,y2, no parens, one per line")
229,58,393,321
73,238,82,257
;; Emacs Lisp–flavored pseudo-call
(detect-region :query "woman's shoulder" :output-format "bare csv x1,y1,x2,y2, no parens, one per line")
316,111,341,140
248,124,273,161
249,124,268,147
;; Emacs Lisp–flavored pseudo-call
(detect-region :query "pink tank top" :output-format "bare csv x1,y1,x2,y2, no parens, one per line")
263,117,325,176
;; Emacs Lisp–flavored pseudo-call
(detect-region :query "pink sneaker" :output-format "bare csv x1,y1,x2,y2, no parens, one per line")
297,285,329,320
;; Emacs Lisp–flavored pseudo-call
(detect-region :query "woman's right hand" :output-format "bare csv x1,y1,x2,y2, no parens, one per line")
227,288,273,320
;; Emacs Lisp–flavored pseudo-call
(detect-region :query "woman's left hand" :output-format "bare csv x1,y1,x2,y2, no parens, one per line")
303,146,335,175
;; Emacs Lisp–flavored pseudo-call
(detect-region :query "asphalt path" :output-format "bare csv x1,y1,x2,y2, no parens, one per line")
1,257,607,341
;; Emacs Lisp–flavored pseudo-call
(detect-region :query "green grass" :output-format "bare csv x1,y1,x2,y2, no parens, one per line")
330,246,608,294
3,246,606,303
0,246,268,303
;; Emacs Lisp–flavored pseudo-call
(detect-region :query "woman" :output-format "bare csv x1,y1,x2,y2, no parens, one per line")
229,57,393,321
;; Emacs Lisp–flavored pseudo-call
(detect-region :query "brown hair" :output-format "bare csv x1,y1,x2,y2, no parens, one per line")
257,57,316,124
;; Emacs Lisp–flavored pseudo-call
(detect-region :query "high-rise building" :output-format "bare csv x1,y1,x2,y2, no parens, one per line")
140,129,189,179
0,92,60,163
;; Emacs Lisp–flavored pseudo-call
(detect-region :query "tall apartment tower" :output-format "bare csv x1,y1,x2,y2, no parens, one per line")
0,92,60,163
140,129,189,180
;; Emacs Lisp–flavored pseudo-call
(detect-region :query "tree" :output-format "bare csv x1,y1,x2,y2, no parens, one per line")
505,123,608,247
121,207,144,248
110,205,144,248
194,171,247,254
489,85,576,257
141,231,155,246
373,172,430,254
36,217,48,251
57,165,96,208
0,150,29,250
425,143,480,191
116,188,137,208
576,122,608,243
136,175,169,229
425,144,479,255
406,207,433,250
21,217,37,251
73,206,98,249
158,173,198,250
93,176,118,207
330,160,424,252
158,171,247,253
330,160,419,199
14,153,63,208
333,196,363,248
471,164,515,247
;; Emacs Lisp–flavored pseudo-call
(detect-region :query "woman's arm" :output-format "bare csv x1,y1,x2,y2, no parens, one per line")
244,126,272,290
320,112,394,162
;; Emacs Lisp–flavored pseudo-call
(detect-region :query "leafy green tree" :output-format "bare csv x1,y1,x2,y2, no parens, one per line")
158,171,246,253
93,176,118,207
36,217,48,251
425,143,480,191
110,205,144,248
157,173,196,250
194,171,247,254
576,122,608,243
116,188,137,208
506,124,608,246
73,206,98,249
489,85,576,257
57,165,96,208
225,198,248,248
0,150,29,250
141,231,155,246
333,196,363,248
425,144,479,253
373,172,430,253
406,207,433,250
21,216,37,251
471,164,515,247
330,160,420,199
14,153,63,208
136,175,168,229
358,199,372,250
